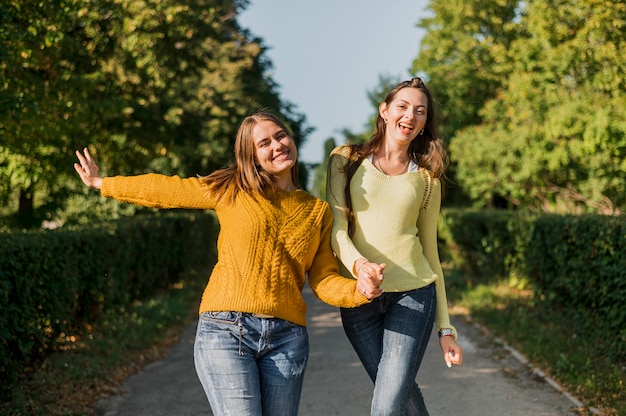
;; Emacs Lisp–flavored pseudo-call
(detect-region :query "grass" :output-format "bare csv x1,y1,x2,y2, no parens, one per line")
1,269,206,416
442,245,625,416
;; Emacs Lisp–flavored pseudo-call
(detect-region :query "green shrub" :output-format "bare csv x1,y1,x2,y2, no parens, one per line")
439,209,535,281
0,212,217,401
440,209,625,359
526,214,626,355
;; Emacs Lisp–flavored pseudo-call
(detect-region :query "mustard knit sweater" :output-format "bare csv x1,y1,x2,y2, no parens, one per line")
326,146,456,336
101,173,369,326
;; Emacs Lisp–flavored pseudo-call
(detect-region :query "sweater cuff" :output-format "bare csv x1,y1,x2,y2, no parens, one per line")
100,177,114,198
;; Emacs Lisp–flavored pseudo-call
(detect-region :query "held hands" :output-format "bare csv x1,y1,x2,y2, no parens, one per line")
439,334,463,368
74,147,103,190
354,258,385,300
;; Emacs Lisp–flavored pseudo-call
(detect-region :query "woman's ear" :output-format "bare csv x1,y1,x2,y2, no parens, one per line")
379,102,388,122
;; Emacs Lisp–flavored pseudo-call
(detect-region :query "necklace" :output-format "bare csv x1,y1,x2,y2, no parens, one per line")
375,155,409,176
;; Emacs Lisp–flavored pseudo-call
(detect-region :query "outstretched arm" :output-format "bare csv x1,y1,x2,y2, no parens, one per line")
74,147,215,210
74,147,103,190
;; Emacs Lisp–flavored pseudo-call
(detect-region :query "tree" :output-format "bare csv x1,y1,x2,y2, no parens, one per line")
0,0,310,228
450,0,626,213
414,0,521,138
410,0,522,206
0,0,120,227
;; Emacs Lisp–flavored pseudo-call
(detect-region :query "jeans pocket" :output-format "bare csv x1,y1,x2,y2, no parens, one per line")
200,311,240,325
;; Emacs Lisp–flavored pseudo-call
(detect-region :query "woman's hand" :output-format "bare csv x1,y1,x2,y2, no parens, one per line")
74,147,103,190
355,258,385,300
439,335,463,368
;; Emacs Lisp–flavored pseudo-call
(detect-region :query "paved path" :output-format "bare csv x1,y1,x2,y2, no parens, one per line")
95,285,580,415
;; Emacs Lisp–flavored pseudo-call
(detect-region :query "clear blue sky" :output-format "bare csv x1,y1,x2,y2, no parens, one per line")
239,0,430,164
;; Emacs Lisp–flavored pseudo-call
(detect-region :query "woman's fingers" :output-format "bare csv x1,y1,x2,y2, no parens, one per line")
356,261,386,299
74,147,103,189
76,148,99,174
357,262,385,283
357,283,383,300
83,148,99,173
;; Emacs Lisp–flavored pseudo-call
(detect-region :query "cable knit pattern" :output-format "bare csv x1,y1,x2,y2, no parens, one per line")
101,173,369,326
326,146,457,336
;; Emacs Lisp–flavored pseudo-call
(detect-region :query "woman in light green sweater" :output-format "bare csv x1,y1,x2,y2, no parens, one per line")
326,78,463,415
74,111,381,416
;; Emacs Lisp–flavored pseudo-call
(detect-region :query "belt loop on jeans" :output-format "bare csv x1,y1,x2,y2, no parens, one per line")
236,312,243,356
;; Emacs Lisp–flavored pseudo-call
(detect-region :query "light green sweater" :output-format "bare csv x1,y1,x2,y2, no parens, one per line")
326,146,456,336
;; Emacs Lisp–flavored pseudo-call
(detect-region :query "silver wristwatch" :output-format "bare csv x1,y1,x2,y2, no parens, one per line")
438,328,454,337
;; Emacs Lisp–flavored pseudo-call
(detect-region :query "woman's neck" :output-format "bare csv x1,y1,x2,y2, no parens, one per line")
375,142,410,163
274,175,297,192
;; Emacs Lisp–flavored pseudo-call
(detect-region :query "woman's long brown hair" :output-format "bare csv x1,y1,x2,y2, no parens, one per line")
340,77,448,236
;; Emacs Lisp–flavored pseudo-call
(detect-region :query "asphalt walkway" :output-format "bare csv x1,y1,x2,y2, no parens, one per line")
95,285,581,415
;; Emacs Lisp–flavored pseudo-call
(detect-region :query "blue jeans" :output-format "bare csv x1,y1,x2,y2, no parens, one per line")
340,284,436,416
194,311,309,416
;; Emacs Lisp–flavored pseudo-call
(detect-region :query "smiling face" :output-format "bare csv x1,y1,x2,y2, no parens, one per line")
253,119,298,184
379,87,428,146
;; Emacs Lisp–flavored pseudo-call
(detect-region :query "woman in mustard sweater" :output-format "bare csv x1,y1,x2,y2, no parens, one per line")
74,111,381,416
326,78,463,415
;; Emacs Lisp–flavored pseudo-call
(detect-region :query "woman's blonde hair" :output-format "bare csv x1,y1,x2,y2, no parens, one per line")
199,111,299,203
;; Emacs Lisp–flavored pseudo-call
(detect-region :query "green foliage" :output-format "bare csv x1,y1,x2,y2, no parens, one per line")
440,209,626,361
0,0,310,228
421,0,626,213
0,212,217,401
441,208,625,412
526,214,626,350
1,0,113,227
2,267,208,416
414,0,521,138
407,0,626,213
439,209,533,280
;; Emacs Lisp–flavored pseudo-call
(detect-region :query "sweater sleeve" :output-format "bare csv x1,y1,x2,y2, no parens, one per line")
307,204,371,308
417,178,458,338
101,174,217,210
326,147,365,277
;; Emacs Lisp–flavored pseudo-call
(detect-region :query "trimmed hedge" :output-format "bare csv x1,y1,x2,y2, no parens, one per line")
438,209,531,280
527,215,626,345
439,209,626,359
0,212,217,399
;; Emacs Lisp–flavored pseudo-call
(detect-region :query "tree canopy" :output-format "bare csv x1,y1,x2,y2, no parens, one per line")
413,0,625,213
0,0,310,228
4,0,625,224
